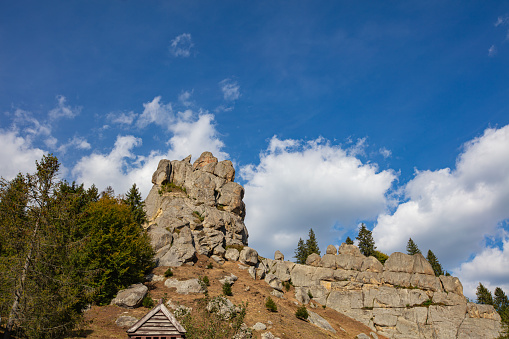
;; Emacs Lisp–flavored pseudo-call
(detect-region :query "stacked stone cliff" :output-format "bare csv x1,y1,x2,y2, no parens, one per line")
144,152,248,267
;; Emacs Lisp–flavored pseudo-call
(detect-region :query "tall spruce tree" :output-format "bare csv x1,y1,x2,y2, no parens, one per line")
476,283,494,305
305,228,320,257
426,250,444,277
123,183,147,226
294,238,307,264
0,155,93,339
406,238,421,255
495,287,509,312
356,223,376,257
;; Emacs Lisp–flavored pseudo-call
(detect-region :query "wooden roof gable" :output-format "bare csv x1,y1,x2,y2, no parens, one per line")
127,303,186,335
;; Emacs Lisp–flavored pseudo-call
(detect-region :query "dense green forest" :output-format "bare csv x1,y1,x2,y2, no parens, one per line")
0,155,154,339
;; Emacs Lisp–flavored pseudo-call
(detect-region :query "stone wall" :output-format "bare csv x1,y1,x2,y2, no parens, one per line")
260,245,502,339
144,152,248,266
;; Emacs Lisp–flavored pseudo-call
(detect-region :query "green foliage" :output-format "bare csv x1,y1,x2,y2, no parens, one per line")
426,250,444,277
294,228,321,264
374,250,389,264
284,281,291,292
223,282,233,296
193,211,205,222
202,276,210,286
295,305,309,320
176,297,251,339
306,228,321,256
0,155,95,338
422,299,433,307
294,238,307,264
158,181,187,195
165,268,174,277
476,283,494,305
308,291,313,299
78,195,155,305
356,223,376,257
345,236,354,245
206,263,214,269
265,297,277,312
494,287,509,337
142,294,155,308
406,238,421,255
123,183,147,226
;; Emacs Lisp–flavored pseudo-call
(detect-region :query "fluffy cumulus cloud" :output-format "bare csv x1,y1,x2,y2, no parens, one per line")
169,33,194,57
0,130,45,180
241,136,397,259
72,96,227,197
219,78,241,101
373,125,509,295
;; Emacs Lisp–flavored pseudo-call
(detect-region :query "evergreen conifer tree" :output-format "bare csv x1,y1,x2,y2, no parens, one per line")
495,287,509,312
476,283,494,305
294,238,307,264
356,223,376,257
345,236,354,245
124,183,147,226
406,238,421,255
426,250,444,277
305,228,320,257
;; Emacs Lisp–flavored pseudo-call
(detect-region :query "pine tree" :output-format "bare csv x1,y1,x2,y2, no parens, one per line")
294,238,307,264
494,287,509,312
305,228,320,257
124,183,147,226
356,223,376,257
476,283,494,305
406,238,421,255
345,236,354,245
426,250,444,277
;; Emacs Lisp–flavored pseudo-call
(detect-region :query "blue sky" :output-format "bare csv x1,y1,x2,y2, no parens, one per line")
1,1,509,298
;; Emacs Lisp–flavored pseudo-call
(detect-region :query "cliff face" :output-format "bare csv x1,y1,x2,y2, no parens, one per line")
260,245,502,339
144,152,248,267
143,152,502,338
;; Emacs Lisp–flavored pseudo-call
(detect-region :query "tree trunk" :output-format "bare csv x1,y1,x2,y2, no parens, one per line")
4,221,38,339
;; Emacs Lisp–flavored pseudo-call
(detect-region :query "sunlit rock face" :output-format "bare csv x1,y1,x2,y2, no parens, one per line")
144,152,248,267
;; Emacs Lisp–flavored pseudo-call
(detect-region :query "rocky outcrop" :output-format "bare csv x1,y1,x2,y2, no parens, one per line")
145,152,249,266
260,247,502,339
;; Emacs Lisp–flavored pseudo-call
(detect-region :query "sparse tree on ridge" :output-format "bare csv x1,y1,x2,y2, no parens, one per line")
294,238,307,264
476,283,494,305
356,223,376,257
305,228,320,257
345,236,354,245
406,238,421,255
426,250,444,277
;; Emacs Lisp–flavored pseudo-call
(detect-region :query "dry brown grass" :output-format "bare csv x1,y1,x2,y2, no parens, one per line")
66,255,385,339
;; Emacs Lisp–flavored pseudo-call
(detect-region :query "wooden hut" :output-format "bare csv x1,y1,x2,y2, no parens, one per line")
126,302,186,339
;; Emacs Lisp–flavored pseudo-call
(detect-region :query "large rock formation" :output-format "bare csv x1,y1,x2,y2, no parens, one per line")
260,246,502,339
144,152,248,266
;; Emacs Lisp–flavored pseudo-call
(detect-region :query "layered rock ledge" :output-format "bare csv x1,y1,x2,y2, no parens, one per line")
144,152,248,266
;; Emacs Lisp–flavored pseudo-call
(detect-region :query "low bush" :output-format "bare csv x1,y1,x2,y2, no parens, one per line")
142,294,155,308
223,282,233,296
265,297,277,312
164,268,173,277
295,305,309,320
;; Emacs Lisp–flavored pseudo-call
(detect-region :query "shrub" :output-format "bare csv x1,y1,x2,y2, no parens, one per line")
223,282,233,296
164,268,173,277
202,276,210,286
284,281,291,292
295,305,309,320
308,291,313,299
206,263,214,269
142,294,154,308
265,297,277,312
193,210,205,222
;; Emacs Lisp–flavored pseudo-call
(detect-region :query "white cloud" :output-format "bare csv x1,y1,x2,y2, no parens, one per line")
107,111,137,125
455,234,509,299
379,147,392,159
489,45,497,57
373,125,509,273
13,108,51,140
58,136,91,154
495,15,509,27
136,96,174,129
347,137,368,157
48,95,81,120
178,90,193,107
0,130,45,180
169,33,194,57
241,136,397,259
219,78,241,101
73,97,228,198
